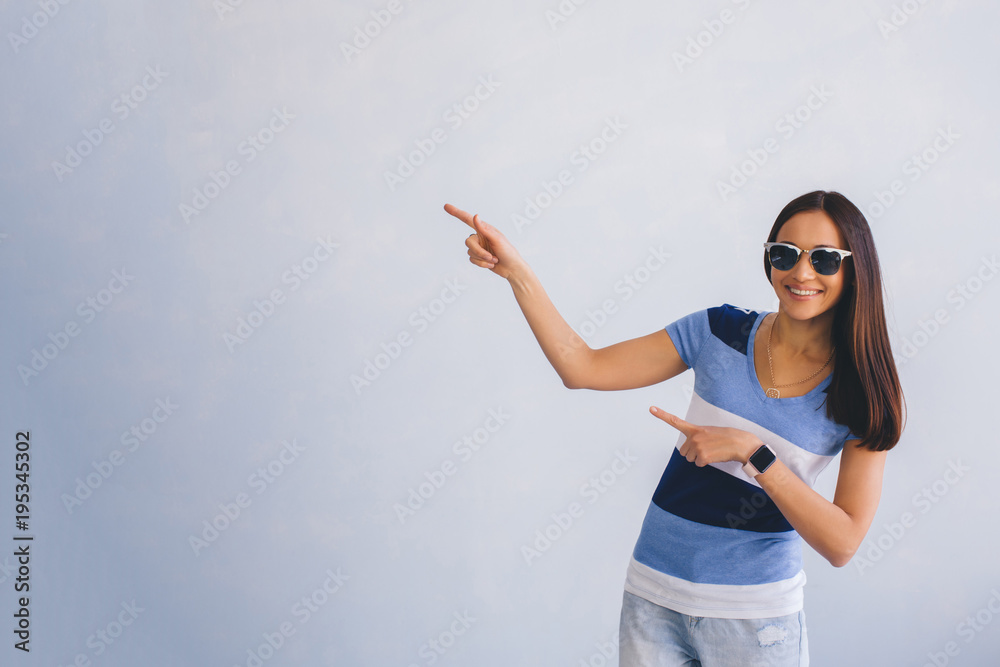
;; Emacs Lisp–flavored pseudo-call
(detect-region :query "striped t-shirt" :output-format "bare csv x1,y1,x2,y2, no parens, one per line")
624,303,860,619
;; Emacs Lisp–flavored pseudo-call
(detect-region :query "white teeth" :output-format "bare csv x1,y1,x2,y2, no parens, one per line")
789,287,819,296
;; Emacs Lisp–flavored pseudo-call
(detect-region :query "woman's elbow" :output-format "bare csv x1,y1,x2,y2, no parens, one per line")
826,542,862,568
559,363,592,389
828,553,852,569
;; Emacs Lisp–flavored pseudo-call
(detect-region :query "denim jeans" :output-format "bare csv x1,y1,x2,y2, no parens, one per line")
619,590,808,666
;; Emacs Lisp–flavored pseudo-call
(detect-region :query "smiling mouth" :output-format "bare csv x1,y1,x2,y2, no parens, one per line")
786,286,822,296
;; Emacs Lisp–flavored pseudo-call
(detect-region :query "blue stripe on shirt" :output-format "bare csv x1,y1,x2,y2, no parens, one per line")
632,500,803,585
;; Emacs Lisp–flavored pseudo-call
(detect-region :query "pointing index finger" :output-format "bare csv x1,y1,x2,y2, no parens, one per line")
444,203,493,255
650,406,694,434
443,203,476,230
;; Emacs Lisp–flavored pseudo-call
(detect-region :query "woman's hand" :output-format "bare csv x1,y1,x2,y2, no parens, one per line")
443,203,528,281
648,406,761,467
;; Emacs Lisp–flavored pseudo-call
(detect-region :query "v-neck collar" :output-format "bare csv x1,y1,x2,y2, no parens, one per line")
746,310,833,404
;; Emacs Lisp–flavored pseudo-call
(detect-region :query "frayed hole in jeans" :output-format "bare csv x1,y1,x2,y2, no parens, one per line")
757,623,788,647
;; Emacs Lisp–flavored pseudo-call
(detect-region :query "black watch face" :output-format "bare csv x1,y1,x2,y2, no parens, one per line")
751,446,776,470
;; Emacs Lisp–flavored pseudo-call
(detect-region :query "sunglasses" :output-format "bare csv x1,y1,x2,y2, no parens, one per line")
763,242,852,276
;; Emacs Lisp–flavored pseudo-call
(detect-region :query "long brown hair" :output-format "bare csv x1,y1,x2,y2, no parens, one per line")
763,191,905,451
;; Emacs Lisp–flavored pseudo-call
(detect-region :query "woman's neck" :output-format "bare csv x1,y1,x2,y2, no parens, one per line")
769,310,836,361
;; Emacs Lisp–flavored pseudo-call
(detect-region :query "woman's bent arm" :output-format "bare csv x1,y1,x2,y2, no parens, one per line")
444,202,688,392
755,440,887,567
509,266,688,391
650,410,888,568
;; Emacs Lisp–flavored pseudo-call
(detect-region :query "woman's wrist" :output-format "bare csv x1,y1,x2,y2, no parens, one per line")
506,262,535,291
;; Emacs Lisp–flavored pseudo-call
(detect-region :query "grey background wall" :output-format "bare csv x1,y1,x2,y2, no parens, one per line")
2,1,998,665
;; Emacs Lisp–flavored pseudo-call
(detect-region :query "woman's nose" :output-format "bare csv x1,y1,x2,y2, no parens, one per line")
791,251,816,278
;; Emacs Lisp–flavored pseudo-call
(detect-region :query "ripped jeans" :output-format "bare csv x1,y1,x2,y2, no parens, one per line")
619,590,808,666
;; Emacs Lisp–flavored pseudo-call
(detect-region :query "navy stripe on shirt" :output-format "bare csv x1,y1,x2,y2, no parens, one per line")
708,304,757,355
651,449,794,533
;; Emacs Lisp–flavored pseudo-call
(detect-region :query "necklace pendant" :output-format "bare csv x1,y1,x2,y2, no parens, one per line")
765,387,781,399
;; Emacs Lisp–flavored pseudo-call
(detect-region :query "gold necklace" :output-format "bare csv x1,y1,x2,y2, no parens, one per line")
765,314,835,399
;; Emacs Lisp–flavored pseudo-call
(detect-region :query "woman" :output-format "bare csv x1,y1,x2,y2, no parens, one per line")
443,190,905,666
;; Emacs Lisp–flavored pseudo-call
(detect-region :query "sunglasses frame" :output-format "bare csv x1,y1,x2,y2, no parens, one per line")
763,242,853,275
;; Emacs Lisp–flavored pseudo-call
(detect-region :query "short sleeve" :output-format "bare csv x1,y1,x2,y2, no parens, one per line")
664,308,712,370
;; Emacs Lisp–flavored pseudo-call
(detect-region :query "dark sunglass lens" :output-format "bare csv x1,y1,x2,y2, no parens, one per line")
768,245,797,271
811,250,841,275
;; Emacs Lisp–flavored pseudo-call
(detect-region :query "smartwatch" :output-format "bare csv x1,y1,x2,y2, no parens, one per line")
742,444,776,478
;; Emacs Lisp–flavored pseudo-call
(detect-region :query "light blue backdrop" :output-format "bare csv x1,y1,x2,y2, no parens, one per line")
2,1,998,665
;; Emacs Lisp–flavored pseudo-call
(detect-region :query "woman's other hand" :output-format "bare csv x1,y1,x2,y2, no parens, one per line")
649,406,761,467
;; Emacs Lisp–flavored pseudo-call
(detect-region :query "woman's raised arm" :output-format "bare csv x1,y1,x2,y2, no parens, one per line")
445,203,689,391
